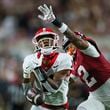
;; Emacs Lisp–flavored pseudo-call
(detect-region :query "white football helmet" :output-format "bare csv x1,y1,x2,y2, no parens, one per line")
32,28,59,55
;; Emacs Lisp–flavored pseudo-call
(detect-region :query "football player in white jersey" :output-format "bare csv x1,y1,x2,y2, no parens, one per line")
37,4,110,110
22,27,72,110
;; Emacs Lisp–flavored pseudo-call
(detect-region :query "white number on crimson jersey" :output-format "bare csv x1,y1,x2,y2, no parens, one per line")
78,65,97,87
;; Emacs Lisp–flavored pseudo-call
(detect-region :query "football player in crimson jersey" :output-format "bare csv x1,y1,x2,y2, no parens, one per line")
22,27,72,110
38,4,110,110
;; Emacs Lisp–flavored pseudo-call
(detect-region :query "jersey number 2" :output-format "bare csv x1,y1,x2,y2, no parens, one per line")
78,65,97,87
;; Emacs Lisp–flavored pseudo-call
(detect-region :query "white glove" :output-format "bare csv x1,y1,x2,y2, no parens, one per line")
38,4,56,23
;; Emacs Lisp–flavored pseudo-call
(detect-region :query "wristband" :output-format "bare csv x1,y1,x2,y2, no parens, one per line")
59,23,68,33
52,18,62,27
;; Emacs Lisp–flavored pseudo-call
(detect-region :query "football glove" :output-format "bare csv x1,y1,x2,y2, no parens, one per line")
26,88,45,105
38,4,56,23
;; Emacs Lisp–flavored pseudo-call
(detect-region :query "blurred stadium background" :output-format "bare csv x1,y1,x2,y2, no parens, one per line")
0,0,110,110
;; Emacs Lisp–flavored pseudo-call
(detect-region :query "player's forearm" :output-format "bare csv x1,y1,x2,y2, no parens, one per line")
52,19,88,50
64,28,88,49
22,78,44,105
42,78,62,93
43,70,68,92
47,77,62,90
22,78,31,95
34,67,61,92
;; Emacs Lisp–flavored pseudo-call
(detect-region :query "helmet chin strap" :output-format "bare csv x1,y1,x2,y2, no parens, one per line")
40,47,55,55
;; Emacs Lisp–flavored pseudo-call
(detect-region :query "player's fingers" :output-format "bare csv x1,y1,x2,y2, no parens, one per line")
38,6,47,14
38,6,45,13
38,15,44,20
50,5,53,13
43,4,50,12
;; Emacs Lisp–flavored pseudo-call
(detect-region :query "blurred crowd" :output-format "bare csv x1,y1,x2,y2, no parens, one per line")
0,0,110,110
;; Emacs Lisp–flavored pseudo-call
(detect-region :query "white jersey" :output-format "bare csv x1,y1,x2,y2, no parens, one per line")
23,52,72,105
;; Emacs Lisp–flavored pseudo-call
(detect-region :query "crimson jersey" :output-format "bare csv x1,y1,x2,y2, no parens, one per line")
72,39,110,92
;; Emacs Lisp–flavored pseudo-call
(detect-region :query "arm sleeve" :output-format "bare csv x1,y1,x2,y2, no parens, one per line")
80,42,100,57
22,56,33,95
22,56,32,78
22,55,40,78
57,54,72,72
23,57,33,73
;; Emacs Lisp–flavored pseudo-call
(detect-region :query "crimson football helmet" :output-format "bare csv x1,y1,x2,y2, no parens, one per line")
32,28,59,55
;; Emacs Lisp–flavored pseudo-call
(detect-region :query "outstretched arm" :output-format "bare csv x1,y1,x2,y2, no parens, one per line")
63,28,89,49
38,4,89,50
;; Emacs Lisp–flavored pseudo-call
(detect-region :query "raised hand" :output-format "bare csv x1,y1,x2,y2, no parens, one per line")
38,4,56,23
